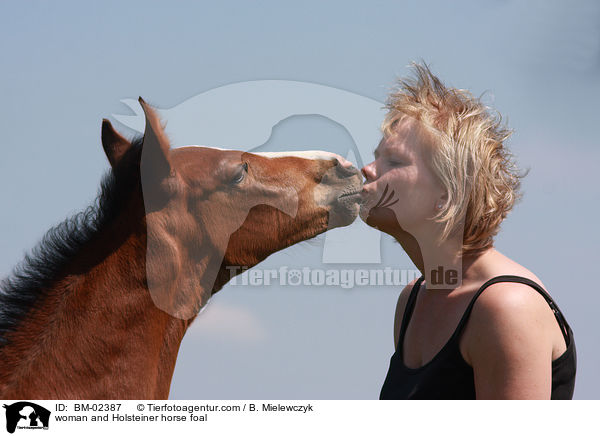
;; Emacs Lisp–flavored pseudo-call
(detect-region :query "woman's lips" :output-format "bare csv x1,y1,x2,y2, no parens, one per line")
360,188,374,203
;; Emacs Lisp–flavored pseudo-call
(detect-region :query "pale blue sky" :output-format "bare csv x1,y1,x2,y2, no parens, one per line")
1,0,599,399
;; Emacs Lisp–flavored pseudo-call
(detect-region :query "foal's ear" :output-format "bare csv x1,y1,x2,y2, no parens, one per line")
139,97,172,181
101,119,131,168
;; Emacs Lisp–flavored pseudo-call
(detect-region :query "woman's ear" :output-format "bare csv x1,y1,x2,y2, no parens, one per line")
436,192,448,210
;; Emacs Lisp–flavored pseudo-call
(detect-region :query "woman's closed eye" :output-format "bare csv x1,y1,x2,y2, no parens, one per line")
387,159,404,167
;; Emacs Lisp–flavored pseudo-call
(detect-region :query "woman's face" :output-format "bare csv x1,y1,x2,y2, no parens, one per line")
360,117,445,237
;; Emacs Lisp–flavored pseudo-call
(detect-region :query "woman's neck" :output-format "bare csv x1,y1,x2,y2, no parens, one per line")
392,225,495,290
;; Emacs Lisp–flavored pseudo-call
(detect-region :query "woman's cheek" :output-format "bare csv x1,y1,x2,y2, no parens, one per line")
359,175,401,220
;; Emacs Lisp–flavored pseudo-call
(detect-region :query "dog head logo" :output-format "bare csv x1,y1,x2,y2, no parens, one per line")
3,402,50,433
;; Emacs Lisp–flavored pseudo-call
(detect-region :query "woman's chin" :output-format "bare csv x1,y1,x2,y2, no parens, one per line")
361,206,405,235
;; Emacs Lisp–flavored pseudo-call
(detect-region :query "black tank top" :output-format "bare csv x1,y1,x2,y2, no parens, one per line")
379,275,577,399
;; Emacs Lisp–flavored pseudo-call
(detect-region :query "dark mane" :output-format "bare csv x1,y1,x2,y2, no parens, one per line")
0,137,143,346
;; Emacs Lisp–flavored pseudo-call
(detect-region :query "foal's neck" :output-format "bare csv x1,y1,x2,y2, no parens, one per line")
0,219,191,399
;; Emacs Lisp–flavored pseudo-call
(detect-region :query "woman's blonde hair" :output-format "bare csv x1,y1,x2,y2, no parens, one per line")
382,62,524,255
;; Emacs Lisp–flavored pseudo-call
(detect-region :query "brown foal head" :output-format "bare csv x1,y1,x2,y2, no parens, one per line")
101,98,362,319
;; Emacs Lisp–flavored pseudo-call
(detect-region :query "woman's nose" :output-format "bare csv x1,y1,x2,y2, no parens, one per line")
361,162,376,182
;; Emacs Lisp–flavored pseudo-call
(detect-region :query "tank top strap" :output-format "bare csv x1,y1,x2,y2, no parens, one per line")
397,276,425,347
453,275,571,346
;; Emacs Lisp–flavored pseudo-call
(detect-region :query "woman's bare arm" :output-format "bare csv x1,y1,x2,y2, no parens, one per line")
465,282,556,399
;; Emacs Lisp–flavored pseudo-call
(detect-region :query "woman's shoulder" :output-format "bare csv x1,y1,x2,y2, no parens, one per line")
472,249,551,302
467,277,553,331
462,254,565,365
469,252,553,326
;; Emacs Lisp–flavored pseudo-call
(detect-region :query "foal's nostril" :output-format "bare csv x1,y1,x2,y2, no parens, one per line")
336,156,352,168
336,161,360,178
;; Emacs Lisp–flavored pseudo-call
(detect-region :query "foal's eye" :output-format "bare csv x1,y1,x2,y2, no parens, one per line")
232,162,248,184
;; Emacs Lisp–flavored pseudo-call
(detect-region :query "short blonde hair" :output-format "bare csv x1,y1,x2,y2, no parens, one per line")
382,62,524,255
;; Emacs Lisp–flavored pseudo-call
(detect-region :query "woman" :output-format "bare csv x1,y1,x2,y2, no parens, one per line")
360,63,576,399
